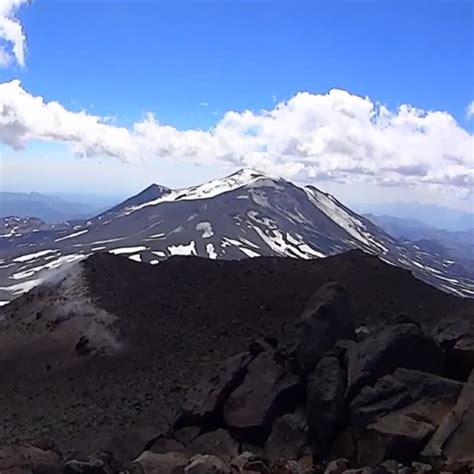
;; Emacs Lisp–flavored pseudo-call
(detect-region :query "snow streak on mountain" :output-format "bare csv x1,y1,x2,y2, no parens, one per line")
1,169,473,304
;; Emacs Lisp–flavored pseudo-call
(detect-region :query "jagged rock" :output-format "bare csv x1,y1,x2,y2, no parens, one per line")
103,430,152,466
230,452,267,473
263,412,309,460
224,350,303,443
269,459,301,473
332,428,356,464
175,351,254,429
64,459,110,474
351,369,463,467
433,316,471,349
149,437,187,455
410,462,431,473
187,429,238,461
421,371,474,466
356,413,435,467
307,355,347,446
0,445,59,474
174,427,201,447
345,323,445,401
286,282,356,374
372,460,402,474
130,451,189,474
434,316,474,381
184,454,230,474
324,458,349,474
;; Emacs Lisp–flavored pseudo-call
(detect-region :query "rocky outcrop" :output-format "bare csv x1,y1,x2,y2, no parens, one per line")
174,351,255,430
306,355,347,447
223,349,304,443
345,323,445,401
422,370,474,466
2,282,474,474
285,283,356,374
0,445,59,474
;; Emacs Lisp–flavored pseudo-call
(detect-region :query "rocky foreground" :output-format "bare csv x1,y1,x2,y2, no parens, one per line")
1,272,474,473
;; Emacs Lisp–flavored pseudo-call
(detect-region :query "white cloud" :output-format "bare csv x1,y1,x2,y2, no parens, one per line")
0,45,11,65
0,80,473,197
466,101,474,120
0,0,28,67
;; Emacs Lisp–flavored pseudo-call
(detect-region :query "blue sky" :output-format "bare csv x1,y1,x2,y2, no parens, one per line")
0,0,473,209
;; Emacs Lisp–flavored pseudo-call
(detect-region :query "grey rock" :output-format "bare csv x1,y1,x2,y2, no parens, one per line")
346,323,445,401
131,451,189,474
224,350,303,443
287,282,356,374
187,429,238,461
184,454,230,474
307,355,347,446
263,412,309,460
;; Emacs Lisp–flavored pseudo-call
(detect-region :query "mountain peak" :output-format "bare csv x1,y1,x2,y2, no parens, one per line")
227,168,279,182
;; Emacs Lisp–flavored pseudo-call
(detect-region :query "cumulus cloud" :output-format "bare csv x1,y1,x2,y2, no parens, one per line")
466,101,474,120
0,0,28,67
0,79,473,196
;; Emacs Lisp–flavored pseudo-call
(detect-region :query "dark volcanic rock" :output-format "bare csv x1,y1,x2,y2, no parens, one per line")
187,430,238,461
307,355,347,447
130,451,189,474
345,323,445,401
287,282,356,374
422,370,474,466
1,251,473,456
434,316,474,381
185,454,230,474
263,412,309,461
223,350,304,444
356,412,435,467
175,352,254,430
351,369,464,466
102,430,152,467
0,445,59,474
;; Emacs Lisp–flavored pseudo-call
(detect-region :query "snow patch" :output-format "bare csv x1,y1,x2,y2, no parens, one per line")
54,229,89,242
168,241,197,256
196,222,214,238
13,249,58,263
238,247,260,258
109,246,148,255
206,243,218,259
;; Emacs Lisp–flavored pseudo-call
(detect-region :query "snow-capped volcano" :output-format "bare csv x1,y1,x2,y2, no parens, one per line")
1,168,473,304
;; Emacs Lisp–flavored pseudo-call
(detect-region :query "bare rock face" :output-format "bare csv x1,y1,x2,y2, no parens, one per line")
422,370,474,466
306,355,347,447
351,369,464,466
434,315,474,381
345,322,445,401
263,412,310,461
174,351,255,430
223,349,304,444
130,451,189,474
0,445,59,474
187,430,239,462
286,282,356,374
184,455,230,474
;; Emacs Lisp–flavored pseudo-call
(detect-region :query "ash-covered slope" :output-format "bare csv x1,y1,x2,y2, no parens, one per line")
0,251,472,456
1,169,473,304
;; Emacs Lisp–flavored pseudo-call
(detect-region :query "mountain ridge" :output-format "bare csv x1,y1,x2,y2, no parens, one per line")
0,168,473,304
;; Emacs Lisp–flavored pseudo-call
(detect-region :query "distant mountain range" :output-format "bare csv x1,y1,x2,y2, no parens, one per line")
0,192,117,223
0,169,473,304
365,214,474,263
354,201,474,231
